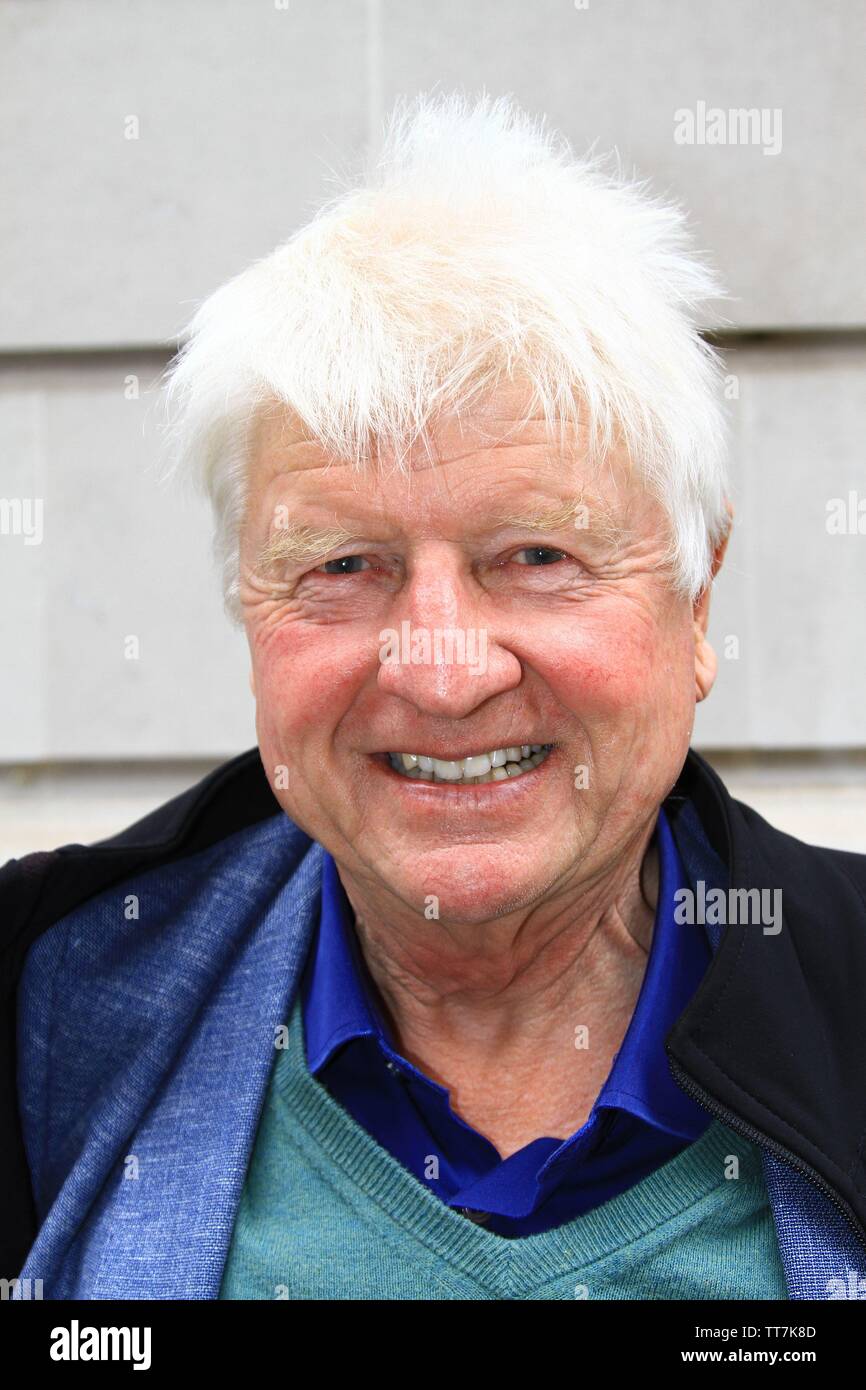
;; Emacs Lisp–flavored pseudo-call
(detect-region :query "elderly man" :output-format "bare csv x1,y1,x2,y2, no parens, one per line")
4,94,866,1302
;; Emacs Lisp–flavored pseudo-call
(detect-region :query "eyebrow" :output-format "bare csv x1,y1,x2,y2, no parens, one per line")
490,495,621,545
256,522,363,572
255,493,622,573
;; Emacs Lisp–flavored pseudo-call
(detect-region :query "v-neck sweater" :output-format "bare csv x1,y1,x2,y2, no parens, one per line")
220,995,790,1301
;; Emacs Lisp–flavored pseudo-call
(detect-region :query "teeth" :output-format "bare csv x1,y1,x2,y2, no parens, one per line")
387,744,553,784
431,760,462,781
461,754,491,777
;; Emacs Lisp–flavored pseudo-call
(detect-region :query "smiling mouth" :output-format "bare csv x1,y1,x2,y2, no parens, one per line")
384,744,555,784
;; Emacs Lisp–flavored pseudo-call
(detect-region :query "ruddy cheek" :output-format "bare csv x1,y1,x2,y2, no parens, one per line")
540,633,652,714
258,630,372,744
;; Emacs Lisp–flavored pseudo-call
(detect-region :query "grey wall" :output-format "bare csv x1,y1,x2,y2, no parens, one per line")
1,0,864,765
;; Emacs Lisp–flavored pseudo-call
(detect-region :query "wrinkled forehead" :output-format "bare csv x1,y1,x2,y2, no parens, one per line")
247,381,637,503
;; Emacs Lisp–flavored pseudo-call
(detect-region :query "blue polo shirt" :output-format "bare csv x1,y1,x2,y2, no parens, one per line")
300,805,713,1236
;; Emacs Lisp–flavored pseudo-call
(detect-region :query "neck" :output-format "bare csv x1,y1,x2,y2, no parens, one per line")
335,821,660,1156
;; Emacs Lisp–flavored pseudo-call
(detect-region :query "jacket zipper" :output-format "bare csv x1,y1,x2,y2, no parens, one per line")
667,1053,866,1258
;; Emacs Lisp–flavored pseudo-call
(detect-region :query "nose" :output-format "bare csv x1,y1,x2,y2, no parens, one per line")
375,563,523,720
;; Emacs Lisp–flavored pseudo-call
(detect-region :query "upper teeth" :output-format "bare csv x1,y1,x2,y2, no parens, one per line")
390,745,551,783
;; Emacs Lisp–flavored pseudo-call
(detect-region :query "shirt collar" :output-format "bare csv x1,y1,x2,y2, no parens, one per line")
302,804,710,1141
302,851,388,1072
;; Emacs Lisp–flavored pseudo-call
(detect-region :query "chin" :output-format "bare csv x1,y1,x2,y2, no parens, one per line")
381,851,559,926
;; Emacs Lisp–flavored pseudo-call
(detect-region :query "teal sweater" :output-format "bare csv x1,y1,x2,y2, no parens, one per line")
220,996,789,1300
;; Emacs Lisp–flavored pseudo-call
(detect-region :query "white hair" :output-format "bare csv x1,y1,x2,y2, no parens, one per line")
162,90,730,623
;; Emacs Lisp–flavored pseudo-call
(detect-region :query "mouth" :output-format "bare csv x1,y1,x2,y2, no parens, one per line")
382,743,555,785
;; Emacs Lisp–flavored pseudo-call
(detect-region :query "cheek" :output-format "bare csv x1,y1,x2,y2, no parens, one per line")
537,608,694,720
250,617,372,745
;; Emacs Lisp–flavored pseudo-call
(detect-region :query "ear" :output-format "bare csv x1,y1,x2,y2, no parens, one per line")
694,501,733,703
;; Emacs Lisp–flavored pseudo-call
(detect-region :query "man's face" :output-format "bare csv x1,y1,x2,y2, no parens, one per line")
240,385,712,923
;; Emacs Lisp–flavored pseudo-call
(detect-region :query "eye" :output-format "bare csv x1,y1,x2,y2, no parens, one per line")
316,554,372,575
511,546,568,566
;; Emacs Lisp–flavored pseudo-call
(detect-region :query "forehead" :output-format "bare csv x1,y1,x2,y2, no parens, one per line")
247,382,642,524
